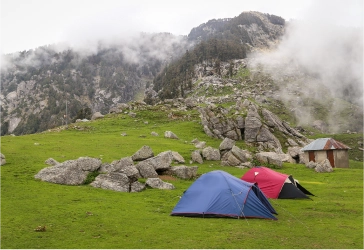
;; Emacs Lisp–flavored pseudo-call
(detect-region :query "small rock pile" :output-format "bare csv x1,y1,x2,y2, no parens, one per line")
34,146,198,193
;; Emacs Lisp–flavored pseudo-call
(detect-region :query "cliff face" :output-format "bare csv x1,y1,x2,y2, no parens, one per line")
188,11,285,49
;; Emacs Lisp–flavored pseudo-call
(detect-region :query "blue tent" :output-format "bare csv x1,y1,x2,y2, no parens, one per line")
171,170,277,220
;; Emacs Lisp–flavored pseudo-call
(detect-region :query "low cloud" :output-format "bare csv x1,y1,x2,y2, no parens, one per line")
248,1,363,132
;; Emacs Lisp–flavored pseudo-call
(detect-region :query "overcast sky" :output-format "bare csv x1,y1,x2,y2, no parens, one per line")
0,0,363,54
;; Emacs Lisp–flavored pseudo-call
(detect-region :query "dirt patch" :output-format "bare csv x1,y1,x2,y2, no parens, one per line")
159,175,178,181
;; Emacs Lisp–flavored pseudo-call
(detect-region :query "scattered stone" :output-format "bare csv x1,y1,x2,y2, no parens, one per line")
151,131,159,136
172,151,185,164
132,145,154,161
191,150,203,164
202,146,221,161
0,153,5,166
164,131,179,139
195,141,206,149
146,178,175,190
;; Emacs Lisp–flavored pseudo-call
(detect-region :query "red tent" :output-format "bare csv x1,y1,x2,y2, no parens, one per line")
241,167,313,199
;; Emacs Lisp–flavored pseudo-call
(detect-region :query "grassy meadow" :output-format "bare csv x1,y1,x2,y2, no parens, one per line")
1,110,363,249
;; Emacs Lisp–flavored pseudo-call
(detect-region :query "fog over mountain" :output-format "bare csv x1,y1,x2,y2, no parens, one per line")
247,1,363,132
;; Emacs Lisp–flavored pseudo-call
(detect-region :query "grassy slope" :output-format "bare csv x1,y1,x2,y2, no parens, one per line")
1,110,363,249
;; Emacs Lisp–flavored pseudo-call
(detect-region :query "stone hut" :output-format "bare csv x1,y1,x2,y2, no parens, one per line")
301,138,350,168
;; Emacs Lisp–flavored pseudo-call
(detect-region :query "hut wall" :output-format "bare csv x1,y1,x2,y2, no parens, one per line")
334,150,349,168
315,151,327,163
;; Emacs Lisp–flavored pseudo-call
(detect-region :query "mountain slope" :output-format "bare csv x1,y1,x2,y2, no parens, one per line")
1,33,191,135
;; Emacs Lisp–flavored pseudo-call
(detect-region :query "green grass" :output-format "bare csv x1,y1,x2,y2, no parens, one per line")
1,111,363,249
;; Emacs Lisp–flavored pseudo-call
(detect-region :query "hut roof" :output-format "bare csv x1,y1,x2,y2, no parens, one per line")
301,138,351,151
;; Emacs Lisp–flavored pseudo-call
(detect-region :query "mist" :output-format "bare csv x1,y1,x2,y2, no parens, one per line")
248,0,363,132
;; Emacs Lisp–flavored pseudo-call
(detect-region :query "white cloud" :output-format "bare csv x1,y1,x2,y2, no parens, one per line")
0,0,323,54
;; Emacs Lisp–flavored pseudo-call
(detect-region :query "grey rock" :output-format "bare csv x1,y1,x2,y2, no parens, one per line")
151,131,159,136
219,137,236,152
231,146,249,163
90,172,130,192
244,114,262,142
202,146,221,161
130,181,146,192
255,152,283,168
172,151,185,164
142,151,174,170
315,159,334,173
35,157,102,185
221,151,241,166
91,112,104,120
306,161,318,169
132,145,154,161
45,158,59,166
164,131,179,139
146,178,175,189
195,141,206,149
161,166,198,179
191,150,203,164
0,153,5,166
135,161,158,178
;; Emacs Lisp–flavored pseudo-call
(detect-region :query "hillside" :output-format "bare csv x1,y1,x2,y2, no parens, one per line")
0,33,191,135
0,102,362,248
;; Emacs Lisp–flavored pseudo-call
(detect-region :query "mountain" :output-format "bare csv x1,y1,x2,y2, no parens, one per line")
148,11,285,101
0,33,191,135
0,11,362,136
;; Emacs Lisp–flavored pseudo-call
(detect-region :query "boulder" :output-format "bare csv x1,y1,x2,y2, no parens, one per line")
221,151,241,166
132,145,154,161
146,178,175,190
191,150,203,164
135,161,158,178
255,152,282,168
0,153,5,166
219,138,236,152
244,114,262,142
172,151,185,164
161,166,198,179
306,161,318,169
90,172,130,192
35,157,102,185
130,181,146,192
202,146,221,161
315,159,334,173
164,131,179,139
231,146,249,163
141,151,174,171
111,157,134,170
111,158,140,181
